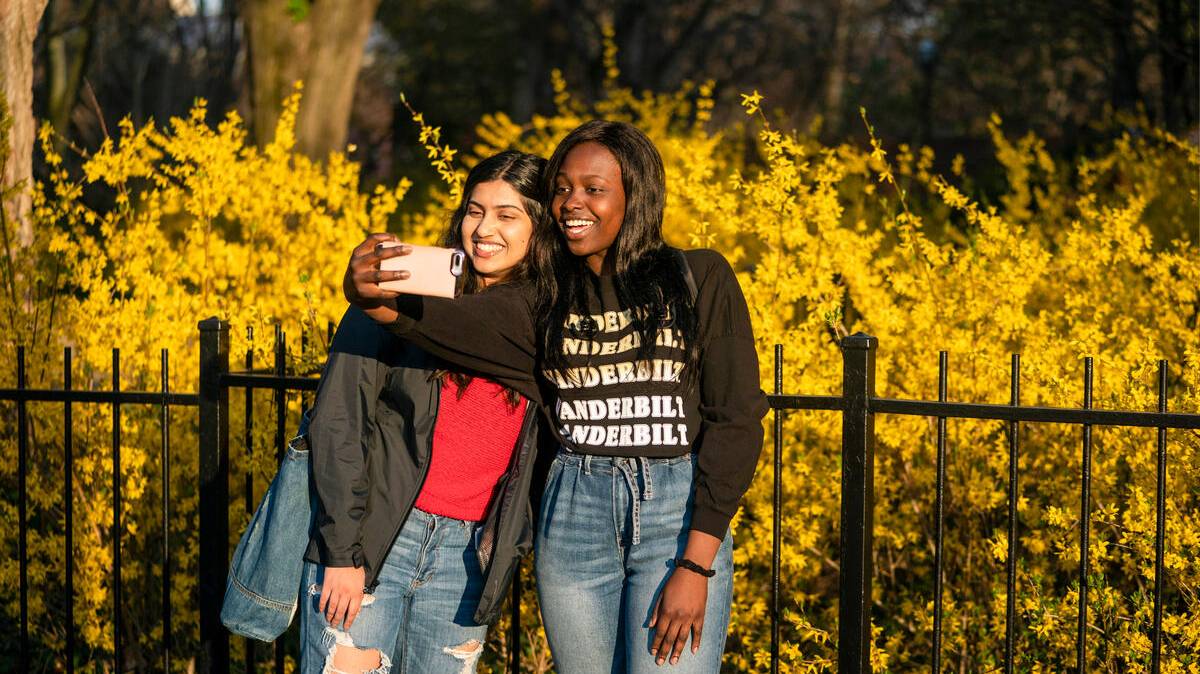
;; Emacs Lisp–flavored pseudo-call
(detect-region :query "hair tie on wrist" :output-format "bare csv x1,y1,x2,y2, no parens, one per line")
674,557,715,578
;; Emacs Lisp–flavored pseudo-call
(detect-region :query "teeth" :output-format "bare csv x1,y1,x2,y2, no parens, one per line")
564,219,593,229
475,241,503,252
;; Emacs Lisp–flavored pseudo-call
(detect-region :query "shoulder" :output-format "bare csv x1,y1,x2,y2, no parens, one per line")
330,306,392,356
677,249,753,336
483,278,538,302
330,306,437,369
679,248,738,289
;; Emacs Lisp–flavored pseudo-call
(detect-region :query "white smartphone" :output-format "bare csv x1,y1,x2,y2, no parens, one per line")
377,242,465,298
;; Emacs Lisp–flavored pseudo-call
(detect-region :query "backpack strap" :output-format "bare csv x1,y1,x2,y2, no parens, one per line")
672,248,698,301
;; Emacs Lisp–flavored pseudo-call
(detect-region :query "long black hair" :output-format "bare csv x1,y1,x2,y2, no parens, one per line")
436,150,549,407
439,150,549,294
535,120,700,386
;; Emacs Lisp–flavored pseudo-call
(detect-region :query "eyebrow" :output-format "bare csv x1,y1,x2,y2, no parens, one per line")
468,199,525,212
556,172,612,182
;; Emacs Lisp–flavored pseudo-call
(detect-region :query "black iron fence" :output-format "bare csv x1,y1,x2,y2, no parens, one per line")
767,335,1199,674
3,323,1198,673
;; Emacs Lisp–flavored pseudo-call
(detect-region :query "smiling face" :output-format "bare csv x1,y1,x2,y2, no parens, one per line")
551,141,626,274
459,179,534,286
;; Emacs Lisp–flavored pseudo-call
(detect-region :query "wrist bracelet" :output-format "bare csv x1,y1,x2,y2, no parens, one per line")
674,557,716,578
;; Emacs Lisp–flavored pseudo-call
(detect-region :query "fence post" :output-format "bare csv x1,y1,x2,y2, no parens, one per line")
198,318,230,674
839,333,877,673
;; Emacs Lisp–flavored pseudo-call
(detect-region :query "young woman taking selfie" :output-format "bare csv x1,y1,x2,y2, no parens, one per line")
300,150,549,674
344,121,767,673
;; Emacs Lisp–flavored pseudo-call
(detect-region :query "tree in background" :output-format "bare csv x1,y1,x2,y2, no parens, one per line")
372,0,1195,196
242,0,382,157
33,0,243,158
40,0,98,156
2,0,50,245
15,0,1200,215
31,0,382,165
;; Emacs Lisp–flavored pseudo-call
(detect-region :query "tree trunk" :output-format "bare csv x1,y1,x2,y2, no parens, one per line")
42,0,99,152
1157,0,1190,130
1,0,50,246
243,0,381,159
244,0,310,148
823,0,853,138
1108,0,1142,113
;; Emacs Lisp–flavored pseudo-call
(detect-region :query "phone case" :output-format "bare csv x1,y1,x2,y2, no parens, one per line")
377,243,464,298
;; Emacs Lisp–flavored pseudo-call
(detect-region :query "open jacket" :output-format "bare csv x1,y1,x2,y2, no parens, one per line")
222,307,541,640
306,306,541,624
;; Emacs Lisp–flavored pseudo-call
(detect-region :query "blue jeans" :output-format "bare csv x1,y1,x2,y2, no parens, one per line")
299,508,489,674
535,451,734,673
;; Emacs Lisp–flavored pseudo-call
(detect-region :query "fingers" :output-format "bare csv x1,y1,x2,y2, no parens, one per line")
669,621,691,665
343,593,364,630
369,268,410,284
348,270,406,300
344,242,410,302
351,268,407,286
649,595,668,657
349,246,409,274
326,591,350,627
651,612,704,665
655,619,686,666
351,232,399,257
372,241,412,258
318,584,330,616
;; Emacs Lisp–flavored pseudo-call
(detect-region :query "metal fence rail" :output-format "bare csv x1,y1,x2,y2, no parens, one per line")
5,325,1199,673
766,333,1199,674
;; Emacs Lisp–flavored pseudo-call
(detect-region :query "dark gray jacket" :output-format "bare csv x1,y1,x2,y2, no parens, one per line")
304,306,541,624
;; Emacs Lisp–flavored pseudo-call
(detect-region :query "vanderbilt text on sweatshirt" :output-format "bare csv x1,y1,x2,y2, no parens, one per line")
387,249,767,539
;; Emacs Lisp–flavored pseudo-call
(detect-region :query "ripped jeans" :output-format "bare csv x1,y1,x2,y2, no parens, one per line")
299,508,489,674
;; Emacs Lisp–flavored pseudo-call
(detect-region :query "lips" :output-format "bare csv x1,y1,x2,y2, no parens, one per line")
472,240,505,258
561,218,595,240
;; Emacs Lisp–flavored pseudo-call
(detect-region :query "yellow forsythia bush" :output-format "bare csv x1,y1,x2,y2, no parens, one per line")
0,91,406,671
2,62,1197,673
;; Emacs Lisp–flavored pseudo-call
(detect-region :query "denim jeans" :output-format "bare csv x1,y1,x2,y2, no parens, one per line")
535,450,734,674
299,508,489,674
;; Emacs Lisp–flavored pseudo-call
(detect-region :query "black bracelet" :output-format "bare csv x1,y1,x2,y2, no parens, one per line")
674,557,715,578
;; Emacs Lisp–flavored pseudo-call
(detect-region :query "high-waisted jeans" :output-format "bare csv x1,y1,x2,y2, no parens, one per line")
299,508,489,674
535,450,734,673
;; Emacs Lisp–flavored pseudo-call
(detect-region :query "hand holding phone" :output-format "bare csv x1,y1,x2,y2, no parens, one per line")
376,242,465,298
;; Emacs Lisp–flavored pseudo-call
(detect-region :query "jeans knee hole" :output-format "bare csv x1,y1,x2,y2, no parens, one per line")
443,640,482,674
324,642,392,674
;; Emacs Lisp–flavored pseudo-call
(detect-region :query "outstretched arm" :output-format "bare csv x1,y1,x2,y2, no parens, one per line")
342,233,541,401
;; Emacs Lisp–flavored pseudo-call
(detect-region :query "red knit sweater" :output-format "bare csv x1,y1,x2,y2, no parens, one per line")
414,377,526,521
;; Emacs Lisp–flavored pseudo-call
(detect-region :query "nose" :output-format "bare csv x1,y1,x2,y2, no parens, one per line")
561,189,584,213
475,213,498,236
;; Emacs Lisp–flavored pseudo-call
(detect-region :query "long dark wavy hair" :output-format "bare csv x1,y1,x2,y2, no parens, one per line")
440,150,548,294
534,120,700,386
436,150,549,407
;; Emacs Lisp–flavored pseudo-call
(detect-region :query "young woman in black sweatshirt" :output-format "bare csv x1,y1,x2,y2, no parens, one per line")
343,121,767,672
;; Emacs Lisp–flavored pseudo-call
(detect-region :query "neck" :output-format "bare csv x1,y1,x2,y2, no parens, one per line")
586,250,615,275
479,272,508,288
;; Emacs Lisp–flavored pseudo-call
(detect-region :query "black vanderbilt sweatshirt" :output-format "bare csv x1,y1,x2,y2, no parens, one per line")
385,248,767,539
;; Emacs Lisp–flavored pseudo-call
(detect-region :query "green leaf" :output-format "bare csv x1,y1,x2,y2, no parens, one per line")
286,0,310,21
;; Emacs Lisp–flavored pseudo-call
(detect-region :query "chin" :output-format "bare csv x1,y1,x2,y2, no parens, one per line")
565,240,595,257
